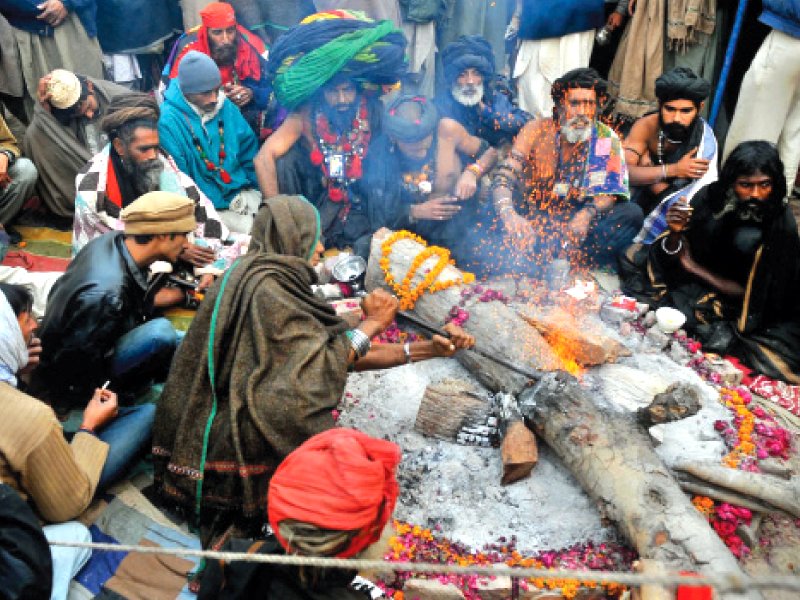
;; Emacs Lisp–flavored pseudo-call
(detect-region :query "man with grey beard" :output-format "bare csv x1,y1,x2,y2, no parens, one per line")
436,35,530,148
74,93,244,275
489,68,641,275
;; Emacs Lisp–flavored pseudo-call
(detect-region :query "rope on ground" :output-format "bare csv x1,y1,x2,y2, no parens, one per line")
48,540,800,593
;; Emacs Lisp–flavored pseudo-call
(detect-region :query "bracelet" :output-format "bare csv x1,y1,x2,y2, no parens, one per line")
403,342,412,364
348,328,372,360
466,163,482,178
77,427,98,437
661,163,668,182
661,236,683,256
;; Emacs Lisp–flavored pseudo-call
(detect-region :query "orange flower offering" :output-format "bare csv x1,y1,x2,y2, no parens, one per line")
380,231,476,310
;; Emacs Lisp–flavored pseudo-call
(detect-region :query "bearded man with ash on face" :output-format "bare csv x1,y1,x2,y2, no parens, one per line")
488,68,641,276
621,141,800,383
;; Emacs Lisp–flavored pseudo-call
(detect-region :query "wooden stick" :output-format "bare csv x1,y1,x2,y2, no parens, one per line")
397,310,544,381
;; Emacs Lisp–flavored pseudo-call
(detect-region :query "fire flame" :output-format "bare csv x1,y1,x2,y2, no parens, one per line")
543,332,584,377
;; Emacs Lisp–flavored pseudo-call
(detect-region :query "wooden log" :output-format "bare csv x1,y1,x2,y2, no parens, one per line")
637,382,702,427
518,372,760,600
366,230,562,394
516,305,630,366
674,462,800,518
501,420,538,485
414,380,488,441
677,480,777,515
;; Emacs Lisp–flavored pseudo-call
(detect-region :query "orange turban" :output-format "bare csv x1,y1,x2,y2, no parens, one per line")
268,428,401,558
200,2,236,29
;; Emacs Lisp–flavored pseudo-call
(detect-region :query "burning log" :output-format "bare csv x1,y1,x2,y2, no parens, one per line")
365,230,562,395
518,373,760,599
516,305,630,367
674,462,800,518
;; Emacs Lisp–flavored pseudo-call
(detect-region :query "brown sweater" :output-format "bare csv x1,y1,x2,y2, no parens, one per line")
0,382,108,522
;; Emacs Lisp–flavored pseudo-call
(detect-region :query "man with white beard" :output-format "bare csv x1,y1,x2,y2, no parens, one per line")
435,35,530,149
490,68,641,274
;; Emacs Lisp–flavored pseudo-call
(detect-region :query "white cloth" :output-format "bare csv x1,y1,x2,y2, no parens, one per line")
102,53,143,85
513,30,595,119
219,187,262,234
0,287,27,387
43,522,92,600
724,29,800,192
401,21,436,97
0,266,61,320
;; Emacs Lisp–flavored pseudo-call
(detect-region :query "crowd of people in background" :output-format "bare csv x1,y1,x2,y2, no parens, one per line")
0,0,799,598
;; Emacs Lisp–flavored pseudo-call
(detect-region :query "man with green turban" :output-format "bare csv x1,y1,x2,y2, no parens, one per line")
254,10,407,258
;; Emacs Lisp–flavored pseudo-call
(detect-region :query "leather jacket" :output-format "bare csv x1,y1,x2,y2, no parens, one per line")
30,232,158,408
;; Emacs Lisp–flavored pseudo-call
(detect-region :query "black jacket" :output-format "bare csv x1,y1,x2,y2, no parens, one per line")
30,232,155,408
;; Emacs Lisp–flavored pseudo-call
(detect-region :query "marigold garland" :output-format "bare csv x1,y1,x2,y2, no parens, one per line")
380,231,475,310
379,520,632,599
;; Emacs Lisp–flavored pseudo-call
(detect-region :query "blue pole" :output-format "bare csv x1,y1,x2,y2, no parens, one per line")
709,0,750,127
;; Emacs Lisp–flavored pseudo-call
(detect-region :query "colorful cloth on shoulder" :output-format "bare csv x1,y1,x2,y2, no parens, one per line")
634,118,718,244
524,119,629,209
582,121,629,199
74,145,245,271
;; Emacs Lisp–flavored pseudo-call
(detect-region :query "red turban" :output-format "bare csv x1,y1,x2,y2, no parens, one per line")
268,428,401,558
200,2,236,29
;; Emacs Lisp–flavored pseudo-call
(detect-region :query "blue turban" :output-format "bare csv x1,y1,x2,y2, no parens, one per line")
441,35,495,85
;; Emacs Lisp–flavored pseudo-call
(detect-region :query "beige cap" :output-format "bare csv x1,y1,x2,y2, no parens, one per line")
121,192,197,235
47,69,82,110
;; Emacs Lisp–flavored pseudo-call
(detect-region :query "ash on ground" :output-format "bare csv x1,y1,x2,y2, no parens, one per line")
339,358,617,552
338,297,734,555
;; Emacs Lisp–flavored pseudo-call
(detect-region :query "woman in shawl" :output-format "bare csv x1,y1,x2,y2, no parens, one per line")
153,194,474,539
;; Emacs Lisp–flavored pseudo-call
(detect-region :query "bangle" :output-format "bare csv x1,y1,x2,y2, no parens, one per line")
348,328,372,360
660,236,683,255
403,342,412,364
466,163,482,178
77,427,97,437
661,163,668,181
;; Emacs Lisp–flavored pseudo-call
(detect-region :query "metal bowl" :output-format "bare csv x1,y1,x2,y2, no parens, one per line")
331,255,367,283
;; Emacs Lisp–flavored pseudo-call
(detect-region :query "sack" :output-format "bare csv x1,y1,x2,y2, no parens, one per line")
399,0,443,23
0,484,52,600
519,0,604,41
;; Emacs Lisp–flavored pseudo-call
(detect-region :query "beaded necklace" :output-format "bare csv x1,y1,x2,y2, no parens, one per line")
185,114,232,184
399,137,437,200
656,129,681,167
309,96,370,208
